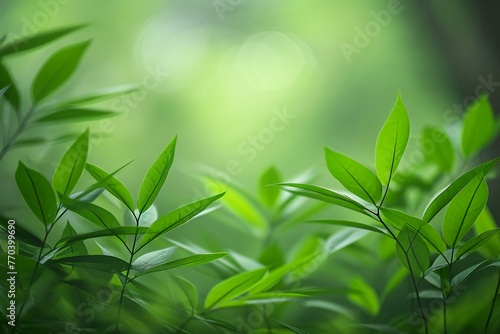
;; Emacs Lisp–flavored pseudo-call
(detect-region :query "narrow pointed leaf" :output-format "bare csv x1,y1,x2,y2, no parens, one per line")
456,229,500,260
325,148,382,204
0,25,85,57
395,226,430,277
348,277,380,316
0,221,43,247
376,94,410,185
442,176,488,246
133,247,177,272
0,85,8,97
422,158,499,222
216,292,306,309
451,261,488,287
461,96,495,157
307,220,387,235
49,255,128,273
85,163,134,211
32,40,91,102
60,195,120,229
57,226,149,247
54,85,138,106
0,62,20,109
36,108,117,123
421,127,455,173
205,268,267,310
15,162,57,226
135,253,226,278
259,166,282,207
52,129,89,197
138,136,176,213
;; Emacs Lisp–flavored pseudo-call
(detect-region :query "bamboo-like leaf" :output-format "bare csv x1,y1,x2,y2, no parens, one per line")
57,226,149,247
52,129,89,197
279,183,370,216
450,261,488,288
53,85,138,106
442,176,488,247
215,292,306,309
421,127,455,173
0,62,20,109
395,226,430,277
85,163,134,211
456,229,500,260
133,247,177,272
325,148,382,204
474,207,500,259
375,93,410,185
422,158,499,222
139,193,224,248
259,166,282,207
204,268,267,310
307,220,387,235
36,108,117,123
135,253,226,278
15,161,57,226
32,41,91,102
348,277,380,316
0,25,85,57
137,136,176,213
49,255,128,273
60,195,120,229
461,96,495,157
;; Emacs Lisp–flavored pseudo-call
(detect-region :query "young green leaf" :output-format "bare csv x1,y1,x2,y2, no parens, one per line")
0,62,20,110
138,136,176,213
307,220,387,235
57,226,149,247
348,277,380,316
474,207,500,259
32,40,91,102
61,221,87,255
36,108,117,123
0,25,85,58
85,163,134,211
52,84,138,107
421,126,455,173
215,292,306,309
442,175,488,247
324,148,382,204
134,253,226,278
461,96,495,157
395,226,430,277
15,161,57,226
279,182,371,216
375,94,410,186
450,261,488,288
139,193,224,248
132,247,177,272
326,229,369,255
60,195,121,229
422,157,499,222
52,129,89,197
204,268,267,310
259,166,282,207
455,229,500,260
49,255,129,273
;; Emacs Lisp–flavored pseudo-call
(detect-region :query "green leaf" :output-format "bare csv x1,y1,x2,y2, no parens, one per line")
0,221,43,247
259,166,282,207
0,61,20,110
215,292,306,309
60,195,120,229
138,136,176,213
279,183,371,216
0,85,8,97
15,161,57,226
32,41,91,102
348,277,380,316
326,229,369,255
133,247,177,272
49,255,128,273
375,93,410,185
421,127,455,173
461,96,495,157
381,208,446,253
61,221,87,255
52,84,138,106
395,226,430,277
456,229,500,260
36,108,117,123
204,268,267,310
0,25,85,57
442,175,488,247
474,207,500,259
450,261,488,288
325,148,382,204
139,193,224,248
52,129,89,197
307,220,387,235
57,226,149,247
422,158,499,222
85,163,134,211
135,253,226,278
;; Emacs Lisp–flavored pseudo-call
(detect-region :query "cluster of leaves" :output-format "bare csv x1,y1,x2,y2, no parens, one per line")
0,25,134,162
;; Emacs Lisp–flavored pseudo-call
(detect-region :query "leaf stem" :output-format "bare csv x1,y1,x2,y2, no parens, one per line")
0,106,35,163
